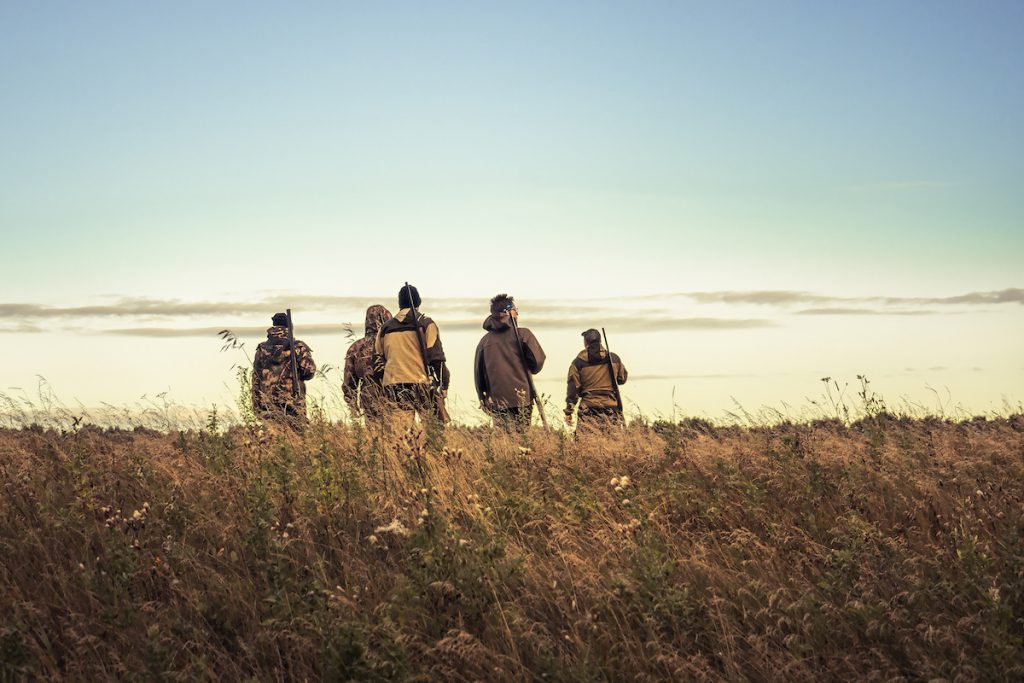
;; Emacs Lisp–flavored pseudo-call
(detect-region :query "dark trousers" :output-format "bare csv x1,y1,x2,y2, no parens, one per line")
491,405,532,432
385,384,443,424
578,406,623,430
255,400,307,430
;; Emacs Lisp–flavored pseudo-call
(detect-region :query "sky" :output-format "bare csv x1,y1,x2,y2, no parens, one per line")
1,1,1022,424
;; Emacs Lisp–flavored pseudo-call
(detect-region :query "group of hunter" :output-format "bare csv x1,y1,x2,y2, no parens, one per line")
252,284,627,430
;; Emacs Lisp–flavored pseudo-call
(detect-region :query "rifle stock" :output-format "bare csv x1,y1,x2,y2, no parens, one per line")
404,283,450,424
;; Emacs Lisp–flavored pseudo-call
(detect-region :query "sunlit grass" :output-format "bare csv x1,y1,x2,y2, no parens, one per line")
1,403,1022,680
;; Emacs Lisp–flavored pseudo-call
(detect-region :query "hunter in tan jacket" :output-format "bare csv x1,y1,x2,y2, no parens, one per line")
565,328,627,429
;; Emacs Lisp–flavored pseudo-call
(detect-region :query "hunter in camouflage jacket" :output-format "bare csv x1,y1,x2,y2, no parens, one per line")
343,304,392,420
252,314,316,422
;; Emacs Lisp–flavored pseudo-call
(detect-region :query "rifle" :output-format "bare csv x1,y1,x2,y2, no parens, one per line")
286,309,301,401
509,314,548,428
404,282,451,424
601,327,624,415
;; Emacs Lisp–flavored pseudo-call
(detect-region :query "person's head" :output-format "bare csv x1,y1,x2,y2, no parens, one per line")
398,284,421,310
364,305,392,336
490,293,517,320
582,328,601,349
272,312,289,327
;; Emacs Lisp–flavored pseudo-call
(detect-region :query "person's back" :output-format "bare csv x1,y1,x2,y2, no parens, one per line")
373,285,449,424
252,312,316,424
343,305,392,420
565,328,627,429
474,294,545,430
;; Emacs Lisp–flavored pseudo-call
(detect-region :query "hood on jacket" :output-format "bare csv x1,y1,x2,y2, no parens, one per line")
482,314,512,332
364,305,392,337
581,347,607,363
267,326,288,339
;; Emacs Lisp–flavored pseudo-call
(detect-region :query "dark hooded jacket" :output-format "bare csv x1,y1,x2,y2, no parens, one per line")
343,305,392,416
474,315,546,409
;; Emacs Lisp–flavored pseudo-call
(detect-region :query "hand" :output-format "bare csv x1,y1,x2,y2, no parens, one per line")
564,413,574,425
438,389,448,399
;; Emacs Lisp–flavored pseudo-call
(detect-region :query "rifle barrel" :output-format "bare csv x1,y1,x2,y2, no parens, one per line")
510,316,548,428
601,327,624,413
286,309,301,400
404,282,450,423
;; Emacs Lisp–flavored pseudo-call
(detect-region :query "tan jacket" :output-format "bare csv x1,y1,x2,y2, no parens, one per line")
373,309,449,389
566,347,627,413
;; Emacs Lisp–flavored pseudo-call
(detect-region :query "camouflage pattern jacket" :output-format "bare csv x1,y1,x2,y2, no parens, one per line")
252,326,316,412
343,305,392,417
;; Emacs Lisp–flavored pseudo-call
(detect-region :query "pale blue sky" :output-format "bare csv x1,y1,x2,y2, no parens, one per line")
1,2,1021,419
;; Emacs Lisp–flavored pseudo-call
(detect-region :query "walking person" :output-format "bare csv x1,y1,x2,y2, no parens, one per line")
252,312,317,427
565,328,627,430
373,284,449,428
474,294,546,431
343,304,392,424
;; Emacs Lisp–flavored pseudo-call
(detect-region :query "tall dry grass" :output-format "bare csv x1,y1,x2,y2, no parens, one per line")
1,414,1022,681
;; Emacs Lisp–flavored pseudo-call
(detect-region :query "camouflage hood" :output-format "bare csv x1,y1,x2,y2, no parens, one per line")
364,305,392,337
267,325,289,340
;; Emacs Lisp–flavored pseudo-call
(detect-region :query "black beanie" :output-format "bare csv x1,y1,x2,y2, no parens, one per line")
272,312,289,326
398,285,422,310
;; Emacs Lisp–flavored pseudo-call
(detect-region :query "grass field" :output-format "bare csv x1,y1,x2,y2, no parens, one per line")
1,412,1022,681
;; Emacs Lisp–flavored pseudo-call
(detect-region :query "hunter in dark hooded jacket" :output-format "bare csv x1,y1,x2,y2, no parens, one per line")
474,294,546,428
343,305,392,420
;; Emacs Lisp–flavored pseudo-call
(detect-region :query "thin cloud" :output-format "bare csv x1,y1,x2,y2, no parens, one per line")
679,288,1023,308
2,287,1019,321
105,315,773,338
796,307,935,316
3,286,1018,338
0,323,44,334
903,289,1024,305
629,373,762,381
683,291,840,306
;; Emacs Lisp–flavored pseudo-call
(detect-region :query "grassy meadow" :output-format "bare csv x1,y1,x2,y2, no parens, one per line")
1,407,1023,681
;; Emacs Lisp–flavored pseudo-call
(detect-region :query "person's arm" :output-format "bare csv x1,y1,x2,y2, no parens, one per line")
522,329,546,374
297,342,316,381
565,361,582,421
342,347,359,411
372,329,386,379
615,354,628,385
474,342,489,404
424,320,450,391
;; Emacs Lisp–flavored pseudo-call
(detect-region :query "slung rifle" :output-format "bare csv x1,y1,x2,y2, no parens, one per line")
405,282,451,424
509,312,549,428
601,327,624,415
